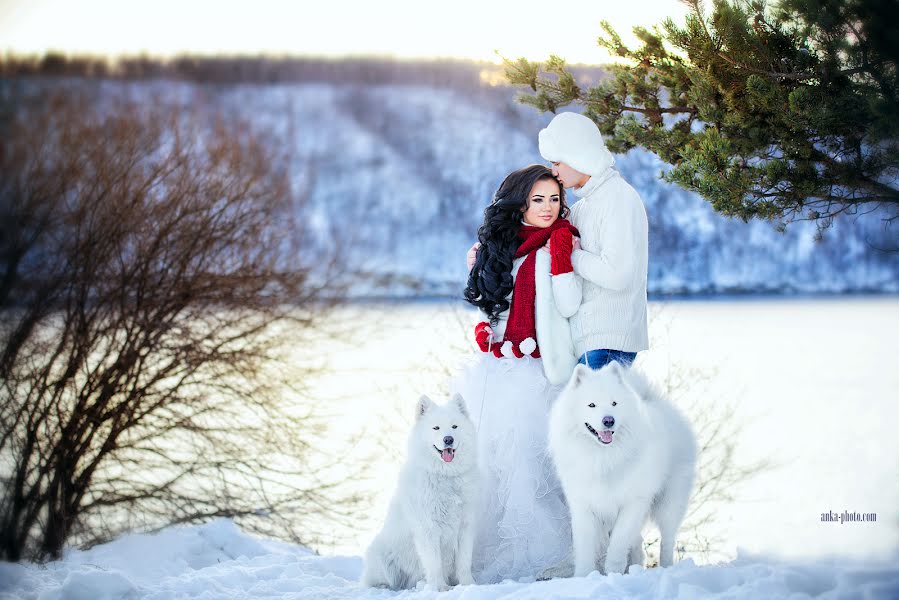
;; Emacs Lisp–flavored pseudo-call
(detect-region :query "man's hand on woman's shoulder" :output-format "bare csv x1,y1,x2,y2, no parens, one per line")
466,242,481,271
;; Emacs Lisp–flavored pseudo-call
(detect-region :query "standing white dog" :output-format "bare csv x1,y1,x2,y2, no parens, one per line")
549,362,696,576
361,394,479,591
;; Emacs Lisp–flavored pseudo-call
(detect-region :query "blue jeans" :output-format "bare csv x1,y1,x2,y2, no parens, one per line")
577,349,637,370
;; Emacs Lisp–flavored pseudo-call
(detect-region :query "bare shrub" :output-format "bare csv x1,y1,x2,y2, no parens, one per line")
0,88,361,561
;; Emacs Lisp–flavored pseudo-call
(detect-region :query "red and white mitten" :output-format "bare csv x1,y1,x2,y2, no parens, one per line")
550,228,574,275
474,321,493,352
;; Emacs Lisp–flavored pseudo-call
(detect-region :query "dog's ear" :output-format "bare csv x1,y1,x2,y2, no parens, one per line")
415,395,435,421
568,363,591,388
451,393,469,417
604,360,625,384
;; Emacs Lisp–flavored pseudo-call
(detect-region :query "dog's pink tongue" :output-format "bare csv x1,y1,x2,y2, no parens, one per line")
441,449,454,462
599,430,614,444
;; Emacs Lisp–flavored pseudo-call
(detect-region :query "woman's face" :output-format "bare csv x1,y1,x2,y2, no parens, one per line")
521,178,562,228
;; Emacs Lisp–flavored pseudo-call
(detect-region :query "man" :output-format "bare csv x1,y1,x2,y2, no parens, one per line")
538,111,648,369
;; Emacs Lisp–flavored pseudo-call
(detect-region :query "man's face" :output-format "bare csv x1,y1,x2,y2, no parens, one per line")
550,161,590,189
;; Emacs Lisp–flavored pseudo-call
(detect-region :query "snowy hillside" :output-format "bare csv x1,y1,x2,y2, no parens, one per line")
211,81,899,296
10,76,899,296
1,519,897,599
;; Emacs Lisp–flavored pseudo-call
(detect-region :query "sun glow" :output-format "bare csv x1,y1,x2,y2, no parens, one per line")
1,0,691,64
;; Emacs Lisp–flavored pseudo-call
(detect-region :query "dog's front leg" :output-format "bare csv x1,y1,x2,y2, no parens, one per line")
605,503,648,574
413,527,449,591
454,513,475,586
570,501,597,577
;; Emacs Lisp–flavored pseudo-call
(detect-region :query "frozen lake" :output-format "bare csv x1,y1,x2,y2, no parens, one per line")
308,296,899,562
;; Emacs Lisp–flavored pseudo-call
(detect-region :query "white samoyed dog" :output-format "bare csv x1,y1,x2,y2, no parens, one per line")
548,362,696,577
361,394,479,591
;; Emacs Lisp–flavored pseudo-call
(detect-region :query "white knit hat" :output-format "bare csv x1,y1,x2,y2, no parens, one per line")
538,112,615,177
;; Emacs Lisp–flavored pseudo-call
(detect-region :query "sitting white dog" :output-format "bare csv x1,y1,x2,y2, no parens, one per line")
361,394,479,591
548,362,696,576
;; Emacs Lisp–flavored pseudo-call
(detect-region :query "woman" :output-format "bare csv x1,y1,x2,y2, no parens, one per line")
453,164,581,584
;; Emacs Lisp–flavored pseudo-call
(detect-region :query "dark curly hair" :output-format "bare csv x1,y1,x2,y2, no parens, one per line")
464,164,568,325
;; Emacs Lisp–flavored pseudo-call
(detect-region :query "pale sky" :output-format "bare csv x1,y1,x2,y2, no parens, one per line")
0,0,692,64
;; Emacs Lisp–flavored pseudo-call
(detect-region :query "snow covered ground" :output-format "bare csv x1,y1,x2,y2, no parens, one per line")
2,302,895,599
1,519,897,599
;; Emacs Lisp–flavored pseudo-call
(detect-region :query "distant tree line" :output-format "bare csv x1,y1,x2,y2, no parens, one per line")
0,52,608,90
0,53,488,88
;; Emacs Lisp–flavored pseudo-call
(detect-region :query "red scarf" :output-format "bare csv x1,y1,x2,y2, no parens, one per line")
497,218,579,358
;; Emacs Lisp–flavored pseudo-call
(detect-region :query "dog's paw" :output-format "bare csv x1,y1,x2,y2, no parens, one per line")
628,543,646,568
604,555,627,575
455,571,475,586
573,566,595,578
424,580,450,592
538,559,573,580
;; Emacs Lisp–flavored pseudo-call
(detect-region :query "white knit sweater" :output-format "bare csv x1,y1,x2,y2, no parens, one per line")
567,169,649,354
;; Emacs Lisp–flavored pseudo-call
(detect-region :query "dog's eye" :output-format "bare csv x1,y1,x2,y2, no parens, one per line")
612,401,617,406
432,426,439,430
452,425,458,429
588,402,595,408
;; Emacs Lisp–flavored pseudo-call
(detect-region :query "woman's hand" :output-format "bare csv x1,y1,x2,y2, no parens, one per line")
541,239,551,253
550,229,574,275
466,242,481,271
572,237,581,252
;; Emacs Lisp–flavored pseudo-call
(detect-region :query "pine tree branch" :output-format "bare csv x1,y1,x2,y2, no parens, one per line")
807,149,899,202
580,94,698,117
715,49,883,82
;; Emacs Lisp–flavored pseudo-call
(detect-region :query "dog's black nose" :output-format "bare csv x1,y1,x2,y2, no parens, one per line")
602,416,615,428
443,435,454,446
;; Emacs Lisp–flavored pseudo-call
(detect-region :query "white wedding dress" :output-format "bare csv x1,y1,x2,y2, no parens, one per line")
451,353,572,584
